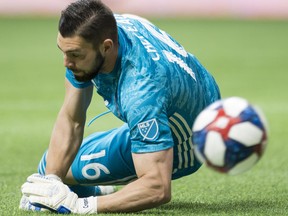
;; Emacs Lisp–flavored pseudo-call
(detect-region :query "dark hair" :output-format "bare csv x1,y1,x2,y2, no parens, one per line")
59,0,118,48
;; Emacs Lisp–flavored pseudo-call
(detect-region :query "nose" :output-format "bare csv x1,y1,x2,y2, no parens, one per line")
63,55,75,68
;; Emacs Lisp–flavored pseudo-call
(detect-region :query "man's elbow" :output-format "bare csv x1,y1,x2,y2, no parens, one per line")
151,184,172,206
160,190,172,205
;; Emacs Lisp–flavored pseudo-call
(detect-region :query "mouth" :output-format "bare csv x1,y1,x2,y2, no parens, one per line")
67,66,81,74
71,69,81,74
71,69,85,77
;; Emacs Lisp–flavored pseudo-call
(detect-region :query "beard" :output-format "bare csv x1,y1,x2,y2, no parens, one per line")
74,51,105,82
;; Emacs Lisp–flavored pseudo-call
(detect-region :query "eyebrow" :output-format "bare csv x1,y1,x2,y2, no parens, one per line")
57,44,82,53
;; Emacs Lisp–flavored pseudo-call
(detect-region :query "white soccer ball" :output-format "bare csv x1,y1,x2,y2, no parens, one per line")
192,97,268,175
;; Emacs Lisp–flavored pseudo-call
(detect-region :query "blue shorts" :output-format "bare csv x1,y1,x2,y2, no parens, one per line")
38,123,202,185
39,124,137,185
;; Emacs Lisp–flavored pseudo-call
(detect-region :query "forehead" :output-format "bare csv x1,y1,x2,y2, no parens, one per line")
57,33,94,52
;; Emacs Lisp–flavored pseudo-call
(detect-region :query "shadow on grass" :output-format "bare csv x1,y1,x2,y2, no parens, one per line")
14,200,284,216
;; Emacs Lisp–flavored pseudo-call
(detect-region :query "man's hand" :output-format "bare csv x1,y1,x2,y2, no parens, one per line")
19,194,49,212
21,173,97,214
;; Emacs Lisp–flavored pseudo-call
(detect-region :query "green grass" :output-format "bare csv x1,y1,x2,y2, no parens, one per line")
0,17,287,215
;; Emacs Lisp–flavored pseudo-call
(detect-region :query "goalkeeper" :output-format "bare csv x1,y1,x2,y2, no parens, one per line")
20,0,220,214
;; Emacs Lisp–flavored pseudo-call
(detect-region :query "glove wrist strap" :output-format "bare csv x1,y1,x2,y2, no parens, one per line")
76,196,98,214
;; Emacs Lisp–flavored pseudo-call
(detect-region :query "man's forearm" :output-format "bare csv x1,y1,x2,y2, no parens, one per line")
45,113,85,179
97,175,170,213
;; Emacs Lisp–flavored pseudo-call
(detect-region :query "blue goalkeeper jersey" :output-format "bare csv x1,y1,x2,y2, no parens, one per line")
65,14,220,179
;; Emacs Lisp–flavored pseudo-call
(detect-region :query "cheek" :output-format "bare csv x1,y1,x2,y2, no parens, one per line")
84,53,97,68
76,58,94,70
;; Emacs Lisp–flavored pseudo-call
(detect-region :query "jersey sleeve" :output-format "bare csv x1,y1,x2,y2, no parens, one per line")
122,72,174,154
65,68,93,88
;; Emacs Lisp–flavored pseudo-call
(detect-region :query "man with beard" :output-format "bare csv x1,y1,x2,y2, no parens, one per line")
20,0,220,214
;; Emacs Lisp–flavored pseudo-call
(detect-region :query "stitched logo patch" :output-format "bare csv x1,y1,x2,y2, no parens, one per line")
138,118,159,140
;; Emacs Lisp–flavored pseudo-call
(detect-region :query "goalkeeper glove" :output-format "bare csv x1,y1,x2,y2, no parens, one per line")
19,194,49,212
21,173,97,214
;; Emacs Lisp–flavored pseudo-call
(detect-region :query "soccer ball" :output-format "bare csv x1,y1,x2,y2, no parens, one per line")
192,97,268,175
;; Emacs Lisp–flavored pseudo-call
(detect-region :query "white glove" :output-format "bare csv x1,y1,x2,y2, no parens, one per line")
21,173,97,214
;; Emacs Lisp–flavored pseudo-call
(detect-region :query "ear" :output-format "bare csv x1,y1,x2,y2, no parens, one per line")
102,39,114,54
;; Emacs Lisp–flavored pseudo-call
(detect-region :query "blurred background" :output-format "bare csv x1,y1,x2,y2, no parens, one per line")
1,0,288,18
0,1,287,215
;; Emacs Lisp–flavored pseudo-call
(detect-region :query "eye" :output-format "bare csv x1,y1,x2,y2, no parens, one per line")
71,53,80,58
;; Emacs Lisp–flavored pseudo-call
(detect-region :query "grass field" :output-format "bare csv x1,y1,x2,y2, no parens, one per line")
0,17,287,215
